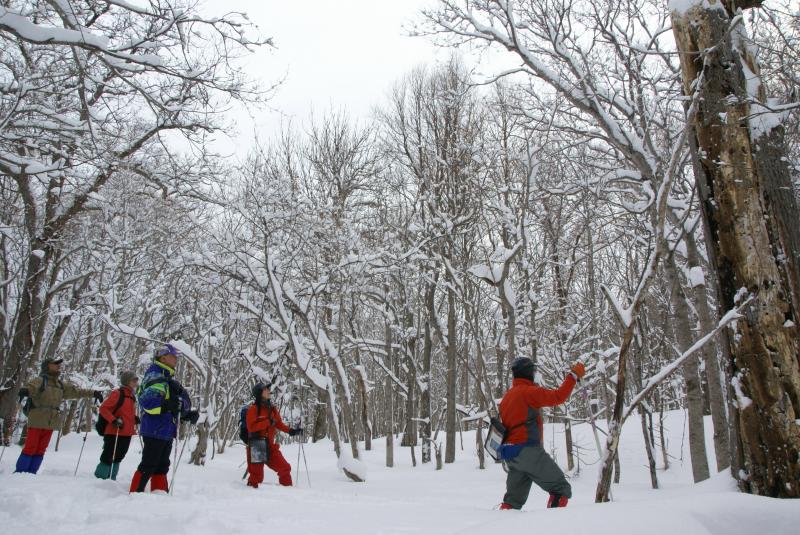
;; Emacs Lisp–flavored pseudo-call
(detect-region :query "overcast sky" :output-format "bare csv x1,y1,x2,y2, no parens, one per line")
211,0,446,157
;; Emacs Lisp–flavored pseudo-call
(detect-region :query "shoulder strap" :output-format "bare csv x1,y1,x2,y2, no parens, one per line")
111,388,126,416
502,415,538,441
39,375,47,393
140,376,167,392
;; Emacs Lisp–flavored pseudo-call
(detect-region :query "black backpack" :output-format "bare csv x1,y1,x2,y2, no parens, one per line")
238,403,252,444
95,388,127,435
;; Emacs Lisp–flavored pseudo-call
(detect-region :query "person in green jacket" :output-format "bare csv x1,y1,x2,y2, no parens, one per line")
15,358,103,474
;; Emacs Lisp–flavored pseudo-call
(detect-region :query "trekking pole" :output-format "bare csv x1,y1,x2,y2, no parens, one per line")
108,427,120,479
74,400,97,477
172,409,182,484
0,418,7,466
295,432,301,485
300,438,311,487
169,422,194,495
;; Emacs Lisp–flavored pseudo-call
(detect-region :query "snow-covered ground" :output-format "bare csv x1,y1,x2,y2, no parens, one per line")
1,412,797,534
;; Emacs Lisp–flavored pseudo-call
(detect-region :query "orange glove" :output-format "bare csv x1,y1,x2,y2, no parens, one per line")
570,363,585,381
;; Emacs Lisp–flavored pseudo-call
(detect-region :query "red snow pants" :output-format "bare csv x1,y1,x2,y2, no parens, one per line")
22,428,53,456
247,443,292,487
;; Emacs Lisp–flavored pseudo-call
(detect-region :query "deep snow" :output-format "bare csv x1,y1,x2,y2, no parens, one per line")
1,412,797,534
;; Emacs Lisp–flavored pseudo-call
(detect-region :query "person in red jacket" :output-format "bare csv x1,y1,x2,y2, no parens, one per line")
245,382,303,488
498,357,585,510
94,371,139,480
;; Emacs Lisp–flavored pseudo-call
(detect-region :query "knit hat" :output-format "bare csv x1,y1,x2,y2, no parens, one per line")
120,371,138,387
511,357,535,381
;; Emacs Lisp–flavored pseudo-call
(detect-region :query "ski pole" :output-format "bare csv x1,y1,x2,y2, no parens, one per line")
108,427,120,479
169,423,193,495
74,400,96,477
300,439,311,487
295,432,301,485
172,409,182,484
0,418,7,465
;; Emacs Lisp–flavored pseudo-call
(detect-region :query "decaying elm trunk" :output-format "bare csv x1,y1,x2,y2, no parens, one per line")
672,0,800,497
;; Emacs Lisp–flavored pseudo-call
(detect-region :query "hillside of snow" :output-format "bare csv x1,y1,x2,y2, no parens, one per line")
1,411,797,534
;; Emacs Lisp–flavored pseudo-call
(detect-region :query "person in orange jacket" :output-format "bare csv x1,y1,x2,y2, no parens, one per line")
94,371,139,480
245,382,302,488
498,357,585,510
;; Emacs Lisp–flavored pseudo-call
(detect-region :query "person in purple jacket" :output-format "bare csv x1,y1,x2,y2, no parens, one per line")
129,344,199,493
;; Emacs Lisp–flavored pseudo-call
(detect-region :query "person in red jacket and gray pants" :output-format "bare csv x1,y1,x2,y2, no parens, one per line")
498,357,585,510
245,382,303,488
94,371,139,480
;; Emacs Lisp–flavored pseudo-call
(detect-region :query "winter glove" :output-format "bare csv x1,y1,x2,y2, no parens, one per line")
288,427,304,437
18,387,29,402
184,410,200,425
93,390,104,403
112,417,124,429
569,363,586,382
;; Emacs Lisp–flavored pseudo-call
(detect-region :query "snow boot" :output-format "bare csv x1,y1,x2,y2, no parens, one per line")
130,470,149,493
151,474,168,493
14,453,33,473
29,455,44,474
499,503,514,510
547,494,568,508
110,462,120,480
94,462,112,480
247,480,259,489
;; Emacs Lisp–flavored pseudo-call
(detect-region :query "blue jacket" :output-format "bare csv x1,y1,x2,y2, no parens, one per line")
137,362,191,441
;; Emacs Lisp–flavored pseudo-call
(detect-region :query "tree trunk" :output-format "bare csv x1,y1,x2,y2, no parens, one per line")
311,396,327,442
353,350,372,451
190,344,214,466
420,318,432,463
384,316,394,468
401,311,418,448
666,257,710,482
444,284,457,464
0,244,52,427
641,407,659,489
684,230,731,471
659,402,670,471
672,1,800,497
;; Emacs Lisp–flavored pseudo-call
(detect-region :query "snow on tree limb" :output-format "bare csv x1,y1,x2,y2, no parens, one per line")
622,298,752,424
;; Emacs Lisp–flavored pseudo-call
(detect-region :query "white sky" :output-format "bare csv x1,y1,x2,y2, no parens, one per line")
210,0,447,157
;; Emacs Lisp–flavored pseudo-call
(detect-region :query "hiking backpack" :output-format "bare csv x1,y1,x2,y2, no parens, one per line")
238,404,252,444
95,388,126,435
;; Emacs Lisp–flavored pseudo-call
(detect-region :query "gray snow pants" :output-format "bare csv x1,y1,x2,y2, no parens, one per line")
503,444,571,509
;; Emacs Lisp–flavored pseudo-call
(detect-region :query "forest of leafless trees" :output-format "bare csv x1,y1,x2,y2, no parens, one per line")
1,0,797,499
